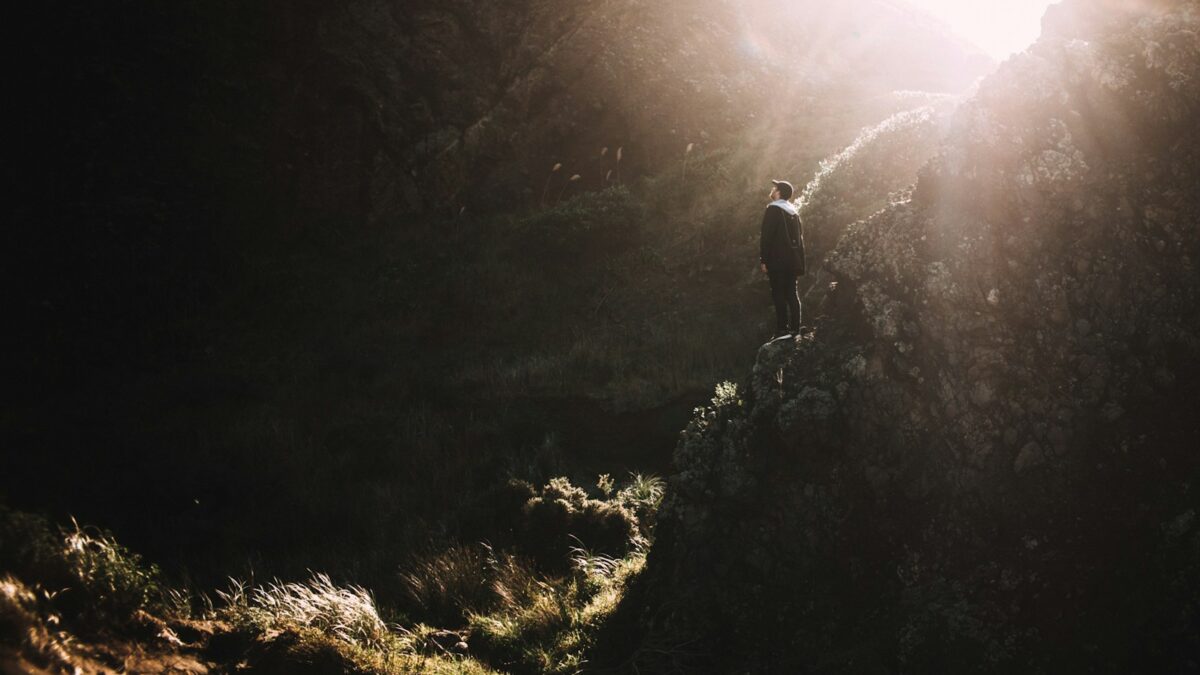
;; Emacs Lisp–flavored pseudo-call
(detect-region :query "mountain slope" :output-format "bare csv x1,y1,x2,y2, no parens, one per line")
610,0,1200,671
324,0,993,215
4,0,990,575
32,0,987,226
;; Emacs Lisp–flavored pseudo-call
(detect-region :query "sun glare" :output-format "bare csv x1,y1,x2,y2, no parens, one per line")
902,0,1058,59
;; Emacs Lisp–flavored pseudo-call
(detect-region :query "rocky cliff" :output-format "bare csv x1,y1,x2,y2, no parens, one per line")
617,0,1200,671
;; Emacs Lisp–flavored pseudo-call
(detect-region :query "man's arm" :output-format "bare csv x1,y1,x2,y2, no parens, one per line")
795,214,807,276
759,206,773,266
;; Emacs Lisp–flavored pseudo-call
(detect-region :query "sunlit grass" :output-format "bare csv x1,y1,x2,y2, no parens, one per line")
468,549,647,675
220,573,392,648
2,462,662,673
216,573,502,674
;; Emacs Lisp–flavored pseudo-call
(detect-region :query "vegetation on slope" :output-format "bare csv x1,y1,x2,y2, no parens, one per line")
1,473,663,673
3,2,993,672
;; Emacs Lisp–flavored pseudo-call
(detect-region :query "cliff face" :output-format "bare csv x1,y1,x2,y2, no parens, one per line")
625,0,1200,671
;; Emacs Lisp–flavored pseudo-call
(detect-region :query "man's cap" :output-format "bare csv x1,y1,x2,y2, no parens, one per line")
772,179,795,199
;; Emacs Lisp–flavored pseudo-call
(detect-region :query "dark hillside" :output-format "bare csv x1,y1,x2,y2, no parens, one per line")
0,1,1040,672
8,0,1197,673
3,0,989,586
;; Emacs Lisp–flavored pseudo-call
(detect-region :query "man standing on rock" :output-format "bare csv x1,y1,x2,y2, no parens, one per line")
760,179,807,343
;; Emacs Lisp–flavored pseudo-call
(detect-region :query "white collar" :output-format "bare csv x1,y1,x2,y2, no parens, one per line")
770,199,798,215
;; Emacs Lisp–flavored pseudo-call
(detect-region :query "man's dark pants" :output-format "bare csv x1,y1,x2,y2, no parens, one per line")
768,265,801,335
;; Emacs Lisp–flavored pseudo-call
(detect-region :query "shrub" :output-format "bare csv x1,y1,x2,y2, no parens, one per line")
454,476,642,573
614,474,666,537
58,522,165,620
519,478,638,572
798,107,944,255
0,506,166,629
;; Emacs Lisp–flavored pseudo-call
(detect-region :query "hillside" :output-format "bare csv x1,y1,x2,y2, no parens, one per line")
20,0,1199,674
609,0,1200,671
3,0,987,581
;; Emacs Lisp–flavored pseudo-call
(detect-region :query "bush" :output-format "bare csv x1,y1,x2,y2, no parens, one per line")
0,506,166,629
798,107,944,255
457,475,658,574
518,478,639,572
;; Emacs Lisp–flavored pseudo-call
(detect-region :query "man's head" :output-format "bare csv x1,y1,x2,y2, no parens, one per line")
771,179,794,201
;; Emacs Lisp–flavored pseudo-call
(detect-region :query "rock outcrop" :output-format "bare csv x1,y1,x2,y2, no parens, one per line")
620,0,1200,671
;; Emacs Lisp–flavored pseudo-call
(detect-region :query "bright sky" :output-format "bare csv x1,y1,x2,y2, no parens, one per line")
902,0,1057,59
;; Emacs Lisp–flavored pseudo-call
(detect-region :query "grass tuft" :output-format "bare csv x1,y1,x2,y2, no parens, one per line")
398,544,543,629
220,572,394,649
0,506,167,629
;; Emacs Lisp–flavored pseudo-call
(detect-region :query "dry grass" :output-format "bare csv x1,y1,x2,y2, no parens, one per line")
0,574,79,673
218,573,391,648
255,574,392,649
399,544,543,629
216,573,505,673
467,549,647,675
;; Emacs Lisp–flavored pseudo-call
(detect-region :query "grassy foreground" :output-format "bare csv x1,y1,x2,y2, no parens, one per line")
0,472,662,674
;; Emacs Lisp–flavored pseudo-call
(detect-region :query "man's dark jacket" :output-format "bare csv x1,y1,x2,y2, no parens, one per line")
760,200,806,274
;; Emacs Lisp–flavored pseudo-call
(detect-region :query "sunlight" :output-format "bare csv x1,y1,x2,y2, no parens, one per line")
902,0,1057,59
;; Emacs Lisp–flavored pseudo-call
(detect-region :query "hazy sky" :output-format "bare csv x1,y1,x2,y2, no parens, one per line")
902,0,1057,59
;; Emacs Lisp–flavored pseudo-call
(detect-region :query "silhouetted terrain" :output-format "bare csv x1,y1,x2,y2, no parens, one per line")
4,0,1198,673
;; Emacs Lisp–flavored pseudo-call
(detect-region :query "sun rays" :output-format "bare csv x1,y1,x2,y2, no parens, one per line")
901,0,1057,59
